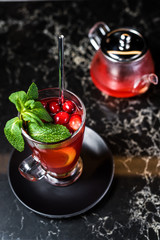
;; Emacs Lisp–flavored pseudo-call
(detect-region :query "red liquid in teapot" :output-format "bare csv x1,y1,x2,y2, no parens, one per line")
90,50,155,98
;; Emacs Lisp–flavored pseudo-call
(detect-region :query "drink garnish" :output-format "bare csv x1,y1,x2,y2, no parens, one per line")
4,83,71,152
27,122,71,143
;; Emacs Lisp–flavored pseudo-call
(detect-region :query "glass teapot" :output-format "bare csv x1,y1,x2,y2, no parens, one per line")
88,22,158,98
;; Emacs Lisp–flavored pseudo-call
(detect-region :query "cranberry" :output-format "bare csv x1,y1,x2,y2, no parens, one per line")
69,114,82,131
62,100,75,113
54,111,70,125
40,100,48,109
49,101,61,114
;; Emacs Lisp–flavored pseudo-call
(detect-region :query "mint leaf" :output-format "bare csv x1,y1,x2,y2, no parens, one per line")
32,101,44,109
24,99,36,109
29,102,53,122
9,91,27,112
22,111,44,126
27,82,38,100
28,122,71,143
23,100,52,123
4,117,24,152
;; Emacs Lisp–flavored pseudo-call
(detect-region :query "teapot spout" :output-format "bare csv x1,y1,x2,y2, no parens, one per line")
132,73,158,94
141,73,158,85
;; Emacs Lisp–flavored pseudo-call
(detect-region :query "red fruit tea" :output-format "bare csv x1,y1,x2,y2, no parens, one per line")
28,91,85,176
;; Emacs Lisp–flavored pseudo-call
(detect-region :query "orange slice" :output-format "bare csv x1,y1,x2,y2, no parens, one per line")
51,147,76,168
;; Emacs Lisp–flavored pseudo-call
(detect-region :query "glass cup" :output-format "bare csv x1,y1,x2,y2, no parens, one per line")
19,88,86,186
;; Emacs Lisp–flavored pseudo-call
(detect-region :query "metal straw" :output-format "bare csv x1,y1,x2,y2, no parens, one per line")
58,35,65,104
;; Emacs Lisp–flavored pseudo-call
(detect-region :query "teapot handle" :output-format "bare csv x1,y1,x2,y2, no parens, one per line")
88,22,110,50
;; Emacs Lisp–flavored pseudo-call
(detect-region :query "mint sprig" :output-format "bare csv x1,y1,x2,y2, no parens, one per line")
4,83,53,152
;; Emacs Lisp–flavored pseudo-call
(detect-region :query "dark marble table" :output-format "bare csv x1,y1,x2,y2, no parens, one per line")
0,1,160,239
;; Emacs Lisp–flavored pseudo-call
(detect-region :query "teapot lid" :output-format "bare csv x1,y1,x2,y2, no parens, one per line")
101,28,147,62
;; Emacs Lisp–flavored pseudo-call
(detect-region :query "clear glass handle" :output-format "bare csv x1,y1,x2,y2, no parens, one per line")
88,22,110,50
18,155,46,182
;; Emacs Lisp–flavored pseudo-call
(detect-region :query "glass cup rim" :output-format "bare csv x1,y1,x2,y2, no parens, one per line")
21,87,86,146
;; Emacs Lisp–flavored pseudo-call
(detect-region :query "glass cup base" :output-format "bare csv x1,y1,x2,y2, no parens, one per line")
44,157,83,186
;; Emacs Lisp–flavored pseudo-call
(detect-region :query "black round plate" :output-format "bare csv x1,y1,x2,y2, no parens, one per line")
8,127,114,218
